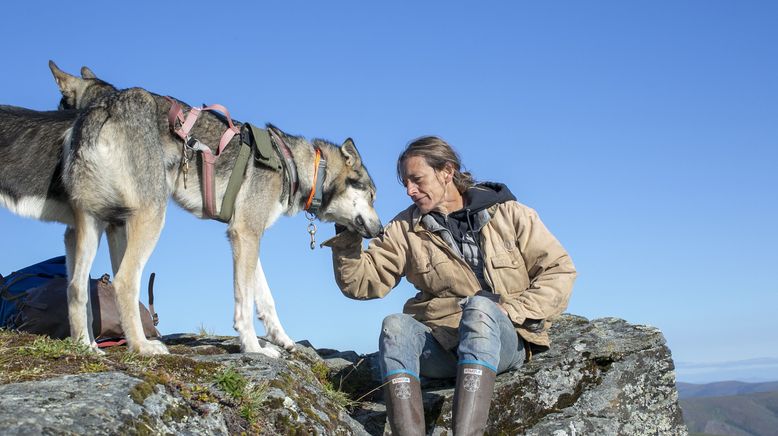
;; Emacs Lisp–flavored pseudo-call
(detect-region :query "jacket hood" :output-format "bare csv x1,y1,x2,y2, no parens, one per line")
451,182,517,218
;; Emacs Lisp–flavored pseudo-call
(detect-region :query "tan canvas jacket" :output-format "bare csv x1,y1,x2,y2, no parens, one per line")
323,200,576,350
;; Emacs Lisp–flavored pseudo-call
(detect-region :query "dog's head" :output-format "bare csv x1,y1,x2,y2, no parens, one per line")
311,137,383,238
49,60,117,110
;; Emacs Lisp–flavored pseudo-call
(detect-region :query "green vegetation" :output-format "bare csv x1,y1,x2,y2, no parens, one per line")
214,366,247,398
20,336,94,358
212,366,268,430
310,360,357,409
0,329,104,384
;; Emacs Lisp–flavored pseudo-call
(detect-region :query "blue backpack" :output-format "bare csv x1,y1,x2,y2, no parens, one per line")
0,256,68,328
0,256,160,342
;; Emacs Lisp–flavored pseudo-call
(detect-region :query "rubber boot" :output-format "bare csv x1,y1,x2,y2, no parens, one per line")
452,364,497,436
384,373,425,436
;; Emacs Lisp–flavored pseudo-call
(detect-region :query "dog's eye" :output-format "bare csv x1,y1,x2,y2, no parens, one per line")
347,179,366,190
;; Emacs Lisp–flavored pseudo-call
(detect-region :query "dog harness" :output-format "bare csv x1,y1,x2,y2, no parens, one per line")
166,97,241,221
165,97,327,230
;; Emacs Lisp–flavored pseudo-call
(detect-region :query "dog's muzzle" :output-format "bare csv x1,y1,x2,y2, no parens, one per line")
355,215,383,238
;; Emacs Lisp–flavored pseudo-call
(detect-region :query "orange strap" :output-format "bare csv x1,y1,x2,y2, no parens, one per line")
304,148,322,210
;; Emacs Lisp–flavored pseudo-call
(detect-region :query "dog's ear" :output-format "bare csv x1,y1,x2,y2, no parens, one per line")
48,60,80,92
80,66,97,80
340,138,362,168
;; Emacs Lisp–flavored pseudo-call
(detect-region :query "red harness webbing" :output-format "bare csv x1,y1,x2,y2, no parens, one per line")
165,97,240,218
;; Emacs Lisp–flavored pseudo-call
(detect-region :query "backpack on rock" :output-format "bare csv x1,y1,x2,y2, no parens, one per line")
0,256,159,346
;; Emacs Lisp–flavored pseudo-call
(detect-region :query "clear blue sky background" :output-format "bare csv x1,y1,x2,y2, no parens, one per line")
1,2,776,379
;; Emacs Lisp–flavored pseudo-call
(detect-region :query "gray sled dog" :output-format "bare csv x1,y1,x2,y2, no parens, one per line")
0,62,383,357
0,71,125,277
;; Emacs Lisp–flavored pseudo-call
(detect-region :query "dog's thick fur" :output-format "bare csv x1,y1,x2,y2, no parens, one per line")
1,63,382,357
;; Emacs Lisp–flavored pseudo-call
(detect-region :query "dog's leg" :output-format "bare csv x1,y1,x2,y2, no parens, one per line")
229,227,281,358
67,214,102,352
114,208,168,355
106,223,127,276
254,260,295,351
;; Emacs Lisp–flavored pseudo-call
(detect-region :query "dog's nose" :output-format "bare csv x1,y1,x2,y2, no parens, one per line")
355,215,365,227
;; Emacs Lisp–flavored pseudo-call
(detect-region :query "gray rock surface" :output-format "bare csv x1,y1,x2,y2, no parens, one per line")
324,314,688,435
0,314,686,435
0,372,228,435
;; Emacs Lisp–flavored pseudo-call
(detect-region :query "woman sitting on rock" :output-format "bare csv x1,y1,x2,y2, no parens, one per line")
323,136,576,435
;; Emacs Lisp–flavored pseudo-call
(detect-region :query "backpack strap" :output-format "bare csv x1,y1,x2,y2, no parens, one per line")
0,273,57,301
147,273,159,326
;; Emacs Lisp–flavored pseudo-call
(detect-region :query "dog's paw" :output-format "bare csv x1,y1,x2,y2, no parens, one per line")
242,341,282,358
256,346,281,359
266,332,296,352
133,339,169,355
89,342,105,355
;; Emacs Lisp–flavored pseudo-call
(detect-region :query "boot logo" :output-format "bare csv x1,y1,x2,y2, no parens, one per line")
463,368,483,376
463,374,481,392
394,383,412,400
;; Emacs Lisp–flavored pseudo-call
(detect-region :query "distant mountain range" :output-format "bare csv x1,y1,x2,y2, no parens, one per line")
678,380,778,399
675,357,778,383
679,381,778,436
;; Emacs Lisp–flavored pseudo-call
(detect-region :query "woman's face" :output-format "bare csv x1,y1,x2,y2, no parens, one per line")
402,155,451,214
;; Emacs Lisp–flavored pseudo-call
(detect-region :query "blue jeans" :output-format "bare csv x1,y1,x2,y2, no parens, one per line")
379,295,525,381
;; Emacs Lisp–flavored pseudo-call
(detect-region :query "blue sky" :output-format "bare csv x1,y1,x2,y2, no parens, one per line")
1,1,776,380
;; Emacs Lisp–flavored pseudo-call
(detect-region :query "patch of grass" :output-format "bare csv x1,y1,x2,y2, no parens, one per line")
196,323,215,337
120,351,157,372
212,366,268,427
8,367,45,382
0,330,107,384
310,360,357,409
81,361,109,373
239,381,269,424
214,366,247,399
20,336,93,359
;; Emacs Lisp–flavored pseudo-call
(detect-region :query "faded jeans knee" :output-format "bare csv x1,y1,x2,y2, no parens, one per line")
458,295,521,373
379,313,425,380
381,313,416,339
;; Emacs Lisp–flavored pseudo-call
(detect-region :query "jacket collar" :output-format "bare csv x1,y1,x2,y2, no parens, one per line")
409,204,498,233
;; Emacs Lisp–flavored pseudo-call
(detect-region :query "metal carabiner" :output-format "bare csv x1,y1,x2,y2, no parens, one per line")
307,221,317,250
305,211,318,250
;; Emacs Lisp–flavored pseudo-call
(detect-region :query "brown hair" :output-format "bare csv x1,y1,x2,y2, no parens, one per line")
396,136,475,193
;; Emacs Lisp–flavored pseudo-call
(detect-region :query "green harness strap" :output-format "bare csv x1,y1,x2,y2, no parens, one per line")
215,138,251,223
250,124,282,171
215,124,281,223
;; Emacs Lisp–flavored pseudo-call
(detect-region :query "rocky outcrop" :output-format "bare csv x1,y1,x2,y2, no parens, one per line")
0,334,367,435
321,314,688,435
0,314,687,435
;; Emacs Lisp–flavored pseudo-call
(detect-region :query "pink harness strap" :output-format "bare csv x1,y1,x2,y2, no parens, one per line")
166,97,241,219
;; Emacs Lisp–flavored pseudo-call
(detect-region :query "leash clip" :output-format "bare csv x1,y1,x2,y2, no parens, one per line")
180,142,193,188
306,212,317,250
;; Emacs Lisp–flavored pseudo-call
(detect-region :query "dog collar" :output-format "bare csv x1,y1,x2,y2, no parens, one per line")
268,127,299,205
304,147,327,215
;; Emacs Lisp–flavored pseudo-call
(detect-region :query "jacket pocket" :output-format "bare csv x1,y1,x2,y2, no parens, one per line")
409,252,457,296
489,252,530,294
491,254,520,268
